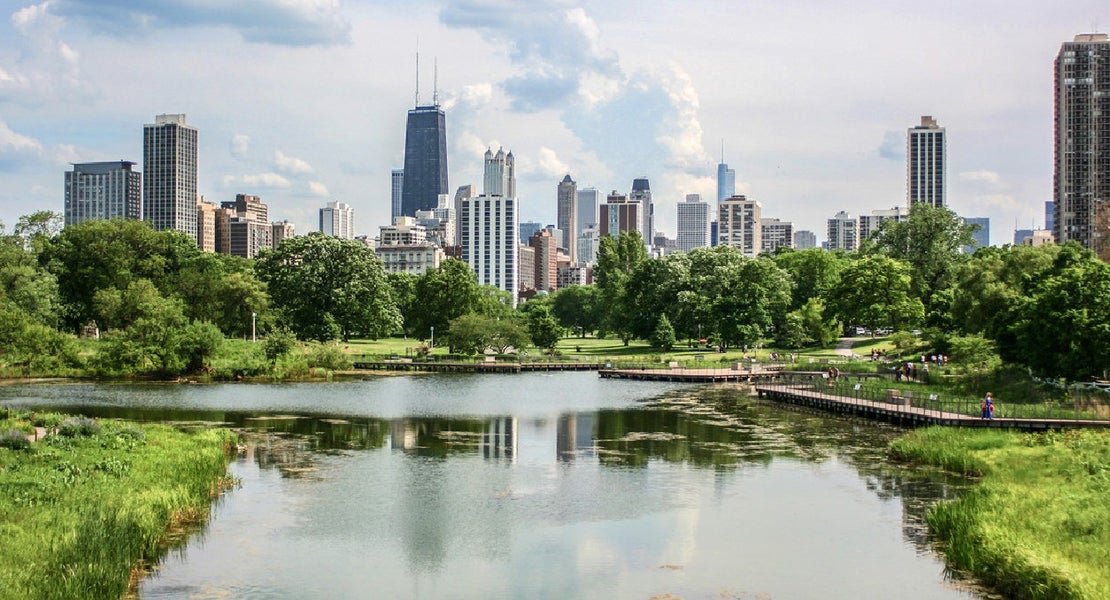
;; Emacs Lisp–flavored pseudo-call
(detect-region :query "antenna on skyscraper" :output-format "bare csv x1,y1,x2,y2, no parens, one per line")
415,51,420,107
433,57,439,106
720,139,725,163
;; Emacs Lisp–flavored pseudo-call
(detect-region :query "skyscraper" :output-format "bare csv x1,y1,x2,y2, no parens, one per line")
64,161,142,226
143,113,198,240
576,187,598,238
827,211,858,251
630,177,653,244
599,191,643,239
400,105,448,217
717,158,736,202
221,194,271,258
391,169,404,221
319,201,355,238
556,174,577,261
1054,33,1110,259
718,194,761,257
676,193,709,252
964,217,990,252
907,116,946,208
461,148,519,304
760,218,794,254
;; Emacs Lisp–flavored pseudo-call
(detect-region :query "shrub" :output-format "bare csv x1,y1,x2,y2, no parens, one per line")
0,429,30,450
57,416,102,437
305,343,352,371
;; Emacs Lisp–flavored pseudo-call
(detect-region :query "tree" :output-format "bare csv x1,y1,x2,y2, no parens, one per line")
593,232,648,341
255,232,400,342
773,248,847,311
949,244,1061,339
650,314,676,351
527,305,562,350
1003,245,1110,381
826,255,924,334
443,313,528,355
621,256,687,341
862,204,975,320
551,285,602,337
406,259,484,340
387,272,418,332
169,253,268,337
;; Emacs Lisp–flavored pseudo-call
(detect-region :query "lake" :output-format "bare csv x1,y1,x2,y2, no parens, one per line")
0,372,980,599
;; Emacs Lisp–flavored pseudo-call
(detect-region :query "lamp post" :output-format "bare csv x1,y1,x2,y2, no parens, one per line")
251,312,257,342
430,326,434,350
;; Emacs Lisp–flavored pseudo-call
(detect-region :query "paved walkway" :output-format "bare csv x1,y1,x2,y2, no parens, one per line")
834,337,866,358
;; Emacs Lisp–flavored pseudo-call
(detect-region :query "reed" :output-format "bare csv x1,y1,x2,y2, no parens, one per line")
0,414,236,600
891,427,1110,599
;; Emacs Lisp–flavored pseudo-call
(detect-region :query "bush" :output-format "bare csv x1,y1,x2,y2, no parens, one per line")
57,416,101,437
305,343,352,371
0,429,31,450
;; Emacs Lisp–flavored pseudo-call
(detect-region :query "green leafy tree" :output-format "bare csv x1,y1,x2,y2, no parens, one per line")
773,248,848,311
622,256,688,341
169,253,269,337
443,313,528,355
255,232,401,342
826,255,924,334
593,232,648,341
949,244,1061,339
551,285,603,337
387,271,418,332
263,327,298,365
650,313,676,351
527,305,562,350
406,259,484,340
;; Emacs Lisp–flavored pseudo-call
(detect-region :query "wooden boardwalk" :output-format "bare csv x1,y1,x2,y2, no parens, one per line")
598,367,780,383
755,384,1110,430
354,361,604,373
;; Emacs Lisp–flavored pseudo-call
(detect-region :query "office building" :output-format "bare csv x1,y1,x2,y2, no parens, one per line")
577,187,599,239
827,211,858,251
143,113,198,240
964,217,990,251
1054,33,1110,259
519,221,543,243
64,161,142,226
794,230,817,249
717,156,736,202
529,229,558,293
1014,229,1035,245
1044,201,1055,233
271,220,295,249
577,226,599,265
676,193,709,253
718,194,761,257
400,102,448,217
391,169,404,221
760,218,794,254
518,245,535,293
1023,230,1054,247
907,115,946,208
220,194,270,259
557,174,577,261
319,201,354,238
196,198,218,252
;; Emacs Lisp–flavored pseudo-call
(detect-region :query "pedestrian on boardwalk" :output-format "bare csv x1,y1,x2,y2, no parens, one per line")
981,393,994,419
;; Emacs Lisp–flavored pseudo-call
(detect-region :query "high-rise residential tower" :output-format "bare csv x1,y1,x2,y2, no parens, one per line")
461,148,519,305
827,211,858,251
676,193,709,253
319,201,355,239
556,174,577,261
718,194,761,257
143,114,198,240
599,191,643,239
1054,33,1110,259
64,161,142,226
576,187,598,238
907,115,946,208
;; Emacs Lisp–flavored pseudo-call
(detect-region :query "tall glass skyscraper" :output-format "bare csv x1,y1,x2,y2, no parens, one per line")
717,161,735,202
401,105,448,217
391,169,404,221
143,113,198,240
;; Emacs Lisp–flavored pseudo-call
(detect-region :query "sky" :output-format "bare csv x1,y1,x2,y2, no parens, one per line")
1,0,1107,247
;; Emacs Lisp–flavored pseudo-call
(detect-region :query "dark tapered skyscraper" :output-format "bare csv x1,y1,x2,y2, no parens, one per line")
401,104,448,217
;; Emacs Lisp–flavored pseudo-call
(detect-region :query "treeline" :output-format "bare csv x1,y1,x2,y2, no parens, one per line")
1,205,1107,380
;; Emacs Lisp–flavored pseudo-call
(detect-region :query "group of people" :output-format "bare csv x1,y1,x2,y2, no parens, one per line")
981,392,995,419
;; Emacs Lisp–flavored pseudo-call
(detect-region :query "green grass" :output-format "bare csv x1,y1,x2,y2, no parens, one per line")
0,413,237,599
891,428,1110,599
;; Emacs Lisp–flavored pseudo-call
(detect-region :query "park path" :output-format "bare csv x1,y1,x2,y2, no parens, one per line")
834,337,866,359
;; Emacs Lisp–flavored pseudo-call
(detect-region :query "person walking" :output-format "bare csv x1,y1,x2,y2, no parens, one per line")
981,393,995,419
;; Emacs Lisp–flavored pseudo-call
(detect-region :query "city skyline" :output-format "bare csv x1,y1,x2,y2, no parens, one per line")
1,1,1108,247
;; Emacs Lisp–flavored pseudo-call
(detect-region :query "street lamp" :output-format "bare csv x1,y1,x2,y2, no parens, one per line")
251,312,257,342
430,326,434,350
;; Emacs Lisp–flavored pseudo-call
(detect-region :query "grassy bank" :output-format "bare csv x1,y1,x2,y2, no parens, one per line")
0,413,237,600
891,427,1110,599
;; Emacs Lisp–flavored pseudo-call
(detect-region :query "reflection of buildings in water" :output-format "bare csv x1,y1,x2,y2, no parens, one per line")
862,469,972,554
480,417,517,462
390,419,419,451
556,412,597,462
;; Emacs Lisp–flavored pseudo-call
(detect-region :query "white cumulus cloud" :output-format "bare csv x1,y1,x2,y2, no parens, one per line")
224,172,292,189
275,150,314,174
959,170,1001,185
230,134,251,158
0,120,44,154
307,181,329,196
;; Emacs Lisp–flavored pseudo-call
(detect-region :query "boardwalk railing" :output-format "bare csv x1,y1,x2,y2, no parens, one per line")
756,374,1110,429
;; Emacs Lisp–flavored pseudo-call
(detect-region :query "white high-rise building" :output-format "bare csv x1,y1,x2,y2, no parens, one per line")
794,230,817,249
827,211,857,251
462,148,519,305
577,226,600,265
143,114,198,240
391,169,404,221
859,206,910,242
676,193,709,253
557,174,577,261
718,195,761,257
907,116,946,208
319,201,354,239
760,218,794,254
64,161,142,226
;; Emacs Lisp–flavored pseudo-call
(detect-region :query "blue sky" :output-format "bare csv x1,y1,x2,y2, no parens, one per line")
1,0,1106,246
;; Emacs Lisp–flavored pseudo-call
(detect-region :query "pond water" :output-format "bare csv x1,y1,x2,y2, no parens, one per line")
0,373,980,599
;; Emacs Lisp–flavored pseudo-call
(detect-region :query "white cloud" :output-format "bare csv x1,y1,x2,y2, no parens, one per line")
52,143,80,165
959,170,1001,185
230,134,250,158
225,172,292,189
274,150,314,174
2,0,92,104
0,120,44,155
533,146,570,178
307,181,329,196
877,131,904,160
440,82,494,112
